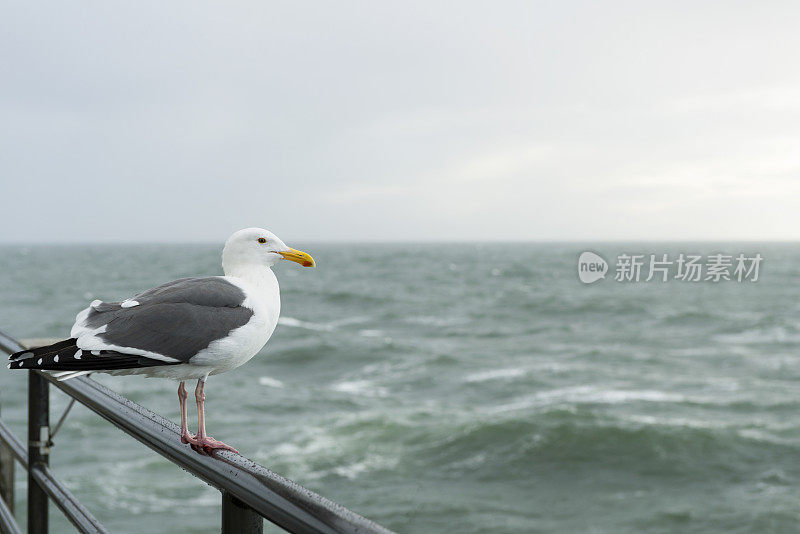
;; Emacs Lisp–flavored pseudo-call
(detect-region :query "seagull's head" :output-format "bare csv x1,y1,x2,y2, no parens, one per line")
222,227,315,273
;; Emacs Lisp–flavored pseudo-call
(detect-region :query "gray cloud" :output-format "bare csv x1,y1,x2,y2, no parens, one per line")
2,1,800,242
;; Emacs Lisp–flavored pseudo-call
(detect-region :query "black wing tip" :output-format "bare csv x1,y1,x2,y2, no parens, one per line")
9,346,178,372
7,358,40,370
9,338,77,361
8,350,33,361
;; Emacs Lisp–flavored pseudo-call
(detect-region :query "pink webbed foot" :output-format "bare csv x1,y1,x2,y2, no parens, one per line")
183,433,239,455
180,431,204,453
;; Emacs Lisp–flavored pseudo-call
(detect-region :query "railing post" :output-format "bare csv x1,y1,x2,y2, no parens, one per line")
28,372,49,534
222,491,262,534
0,404,14,515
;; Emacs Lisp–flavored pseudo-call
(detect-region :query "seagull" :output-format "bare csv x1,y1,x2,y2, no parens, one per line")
7,228,315,454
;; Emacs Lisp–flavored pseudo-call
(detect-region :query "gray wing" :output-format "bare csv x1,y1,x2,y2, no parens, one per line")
72,277,254,362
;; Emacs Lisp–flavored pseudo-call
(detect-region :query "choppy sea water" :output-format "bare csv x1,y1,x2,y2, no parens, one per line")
1,242,800,533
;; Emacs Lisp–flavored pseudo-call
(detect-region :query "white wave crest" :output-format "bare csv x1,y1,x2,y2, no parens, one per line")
465,368,526,383
278,316,335,331
331,380,388,398
258,376,285,388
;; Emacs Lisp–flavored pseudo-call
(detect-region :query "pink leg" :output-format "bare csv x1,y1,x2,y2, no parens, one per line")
183,378,239,454
178,382,193,444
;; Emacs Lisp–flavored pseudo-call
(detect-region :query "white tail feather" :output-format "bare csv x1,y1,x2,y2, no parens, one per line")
51,370,91,381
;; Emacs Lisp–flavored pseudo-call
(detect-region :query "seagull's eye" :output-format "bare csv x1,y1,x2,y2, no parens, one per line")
257,238,267,244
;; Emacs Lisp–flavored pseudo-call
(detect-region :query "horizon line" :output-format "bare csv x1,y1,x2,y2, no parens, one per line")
1,238,799,246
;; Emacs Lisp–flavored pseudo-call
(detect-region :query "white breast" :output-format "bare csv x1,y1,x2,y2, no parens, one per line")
188,270,281,374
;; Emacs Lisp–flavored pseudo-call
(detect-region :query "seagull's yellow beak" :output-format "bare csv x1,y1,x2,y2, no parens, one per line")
278,248,316,267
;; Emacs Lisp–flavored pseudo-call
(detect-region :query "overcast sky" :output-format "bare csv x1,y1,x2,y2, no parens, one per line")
2,1,799,243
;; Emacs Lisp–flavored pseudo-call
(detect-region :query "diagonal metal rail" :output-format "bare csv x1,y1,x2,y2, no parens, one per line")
0,495,22,534
30,464,108,534
0,329,394,534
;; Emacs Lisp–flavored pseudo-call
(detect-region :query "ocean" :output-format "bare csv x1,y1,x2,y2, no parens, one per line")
0,242,799,533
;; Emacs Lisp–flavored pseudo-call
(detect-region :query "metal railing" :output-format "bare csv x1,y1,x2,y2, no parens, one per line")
0,330,394,534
